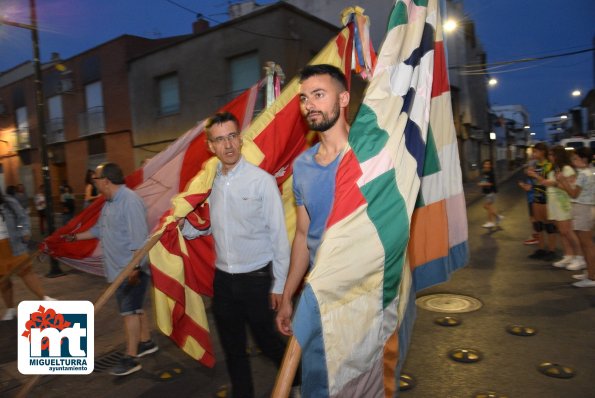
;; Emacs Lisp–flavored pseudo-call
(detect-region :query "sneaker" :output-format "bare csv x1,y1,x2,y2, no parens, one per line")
1,308,16,321
566,258,586,271
482,222,496,228
523,238,539,245
528,249,547,259
572,279,595,288
43,296,57,301
553,255,573,268
541,251,559,262
109,355,141,376
572,272,588,280
496,215,504,225
137,340,159,358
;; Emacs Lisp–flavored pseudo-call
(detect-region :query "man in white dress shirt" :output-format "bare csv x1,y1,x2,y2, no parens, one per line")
181,112,292,398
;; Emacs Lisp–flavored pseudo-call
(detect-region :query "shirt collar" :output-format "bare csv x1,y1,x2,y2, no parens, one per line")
216,156,246,178
108,185,124,202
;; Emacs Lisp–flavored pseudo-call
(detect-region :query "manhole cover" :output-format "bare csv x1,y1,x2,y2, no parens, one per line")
435,316,461,326
449,348,482,363
538,362,575,379
399,373,415,391
94,350,124,373
506,325,537,336
416,294,482,313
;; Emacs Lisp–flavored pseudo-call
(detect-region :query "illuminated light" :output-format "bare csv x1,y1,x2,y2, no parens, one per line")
524,125,530,129
488,78,498,86
489,132,496,140
565,147,575,151
530,133,536,136
560,115,568,119
444,19,458,32
572,90,581,97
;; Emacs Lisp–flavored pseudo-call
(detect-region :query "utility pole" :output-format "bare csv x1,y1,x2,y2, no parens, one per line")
1,0,64,277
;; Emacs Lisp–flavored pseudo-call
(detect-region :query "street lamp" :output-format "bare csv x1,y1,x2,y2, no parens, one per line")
488,78,498,87
571,90,581,97
1,0,64,277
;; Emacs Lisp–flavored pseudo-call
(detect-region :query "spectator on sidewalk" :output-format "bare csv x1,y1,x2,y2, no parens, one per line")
179,111,296,398
518,161,539,245
531,146,584,269
479,159,503,228
60,185,76,225
526,143,558,261
84,169,100,208
556,147,595,287
63,163,158,376
34,185,47,236
15,184,30,214
1,187,54,321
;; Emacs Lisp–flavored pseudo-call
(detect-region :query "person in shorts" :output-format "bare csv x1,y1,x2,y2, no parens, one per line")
557,147,595,287
64,163,158,375
478,159,503,228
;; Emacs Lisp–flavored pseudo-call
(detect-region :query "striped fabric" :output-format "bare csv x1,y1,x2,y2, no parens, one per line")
40,81,263,276
292,0,468,396
148,23,363,366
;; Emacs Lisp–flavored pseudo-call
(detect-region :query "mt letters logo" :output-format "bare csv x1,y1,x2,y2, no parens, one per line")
18,301,94,374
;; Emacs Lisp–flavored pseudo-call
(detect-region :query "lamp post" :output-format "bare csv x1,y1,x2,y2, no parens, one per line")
1,0,64,277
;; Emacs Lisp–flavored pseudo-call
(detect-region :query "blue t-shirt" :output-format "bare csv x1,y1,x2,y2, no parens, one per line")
292,143,341,267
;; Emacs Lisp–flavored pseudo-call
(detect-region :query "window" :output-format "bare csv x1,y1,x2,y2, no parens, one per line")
157,74,180,115
229,52,259,93
15,106,30,149
47,95,64,143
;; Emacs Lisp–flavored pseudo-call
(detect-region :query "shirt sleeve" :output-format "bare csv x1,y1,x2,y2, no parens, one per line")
181,219,212,239
125,195,149,251
261,174,290,294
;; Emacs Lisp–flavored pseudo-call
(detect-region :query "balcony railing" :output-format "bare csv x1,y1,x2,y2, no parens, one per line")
14,127,31,150
78,106,105,137
47,117,65,143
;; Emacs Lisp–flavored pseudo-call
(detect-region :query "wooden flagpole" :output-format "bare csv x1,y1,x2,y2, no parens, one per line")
271,336,302,398
15,232,163,398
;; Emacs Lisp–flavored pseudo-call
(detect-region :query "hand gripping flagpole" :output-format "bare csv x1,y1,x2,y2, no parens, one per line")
15,231,164,398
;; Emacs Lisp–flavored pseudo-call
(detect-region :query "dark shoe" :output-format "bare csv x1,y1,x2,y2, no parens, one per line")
528,249,546,259
137,340,159,358
109,355,141,376
541,251,559,262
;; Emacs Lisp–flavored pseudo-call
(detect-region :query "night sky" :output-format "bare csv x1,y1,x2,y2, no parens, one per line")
1,0,593,139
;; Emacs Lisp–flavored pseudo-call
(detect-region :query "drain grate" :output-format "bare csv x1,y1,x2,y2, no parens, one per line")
416,293,482,313
94,350,124,373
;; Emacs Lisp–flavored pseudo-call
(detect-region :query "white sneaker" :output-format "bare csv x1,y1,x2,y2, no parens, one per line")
572,272,588,280
482,222,496,228
1,308,16,321
572,278,595,288
565,258,586,271
43,296,57,301
496,215,504,225
553,255,573,268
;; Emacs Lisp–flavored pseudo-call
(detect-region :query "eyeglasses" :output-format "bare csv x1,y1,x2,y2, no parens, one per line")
209,132,241,144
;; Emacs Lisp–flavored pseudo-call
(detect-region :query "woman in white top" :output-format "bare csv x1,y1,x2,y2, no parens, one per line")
557,147,595,287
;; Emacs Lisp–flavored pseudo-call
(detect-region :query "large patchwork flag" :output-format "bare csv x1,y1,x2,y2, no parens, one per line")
148,14,377,366
291,0,468,396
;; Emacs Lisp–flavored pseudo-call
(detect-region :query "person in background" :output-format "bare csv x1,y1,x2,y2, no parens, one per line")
34,185,47,236
478,159,503,228
518,160,539,245
64,163,158,376
1,187,54,321
526,143,557,261
84,169,100,208
530,146,584,270
556,147,594,287
60,185,76,225
15,184,30,214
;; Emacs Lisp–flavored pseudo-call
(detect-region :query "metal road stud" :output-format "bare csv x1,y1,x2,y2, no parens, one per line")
538,362,575,379
398,373,415,391
449,348,482,363
435,316,461,326
506,325,537,336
